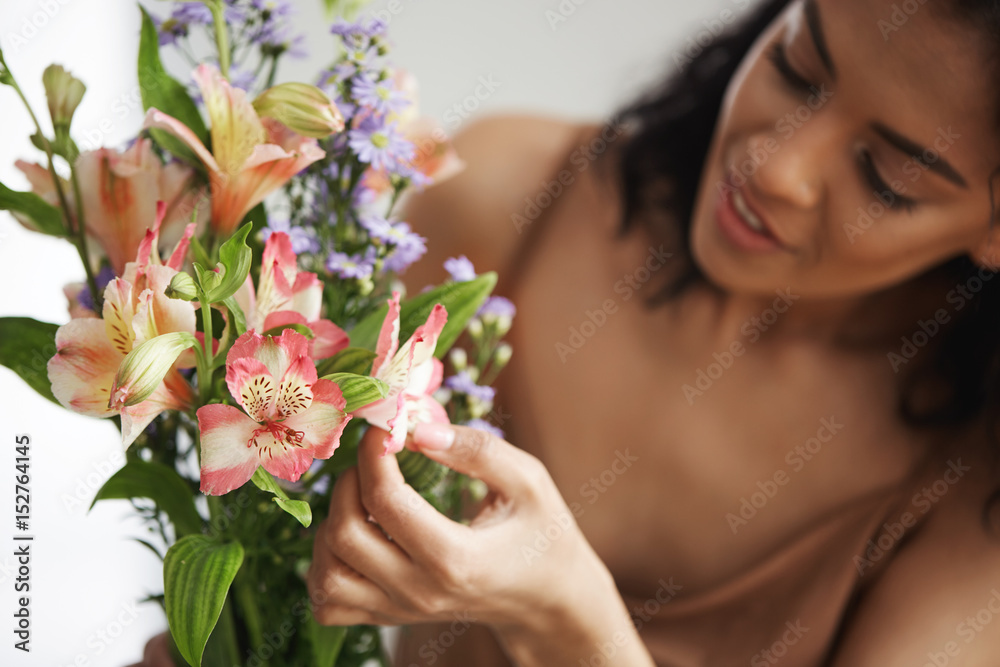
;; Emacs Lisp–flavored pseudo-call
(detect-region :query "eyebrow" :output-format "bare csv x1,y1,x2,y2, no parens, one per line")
871,123,968,188
803,0,969,190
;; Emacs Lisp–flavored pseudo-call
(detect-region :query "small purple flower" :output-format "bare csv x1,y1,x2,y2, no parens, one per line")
352,74,409,117
465,418,504,439
171,2,214,25
76,266,117,313
383,228,426,273
478,296,517,319
348,119,414,172
326,247,376,280
446,371,495,403
262,218,319,255
331,17,387,39
444,256,477,282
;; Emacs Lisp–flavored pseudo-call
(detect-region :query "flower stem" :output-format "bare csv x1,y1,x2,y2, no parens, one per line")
198,293,215,404
3,63,100,308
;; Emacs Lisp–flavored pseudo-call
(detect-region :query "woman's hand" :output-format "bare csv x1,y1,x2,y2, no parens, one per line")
306,423,655,667
125,632,175,667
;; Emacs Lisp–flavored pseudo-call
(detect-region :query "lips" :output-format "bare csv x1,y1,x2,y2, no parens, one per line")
714,170,788,253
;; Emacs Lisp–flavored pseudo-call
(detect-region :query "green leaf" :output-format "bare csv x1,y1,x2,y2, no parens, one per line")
0,180,65,237
164,535,244,667
309,613,347,667
221,295,247,336
201,223,253,303
249,468,312,527
0,317,59,404
321,372,388,413
91,460,203,537
138,5,209,163
315,347,375,377
349,273,498,359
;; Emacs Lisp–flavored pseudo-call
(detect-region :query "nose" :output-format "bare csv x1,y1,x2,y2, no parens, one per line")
742,130,826,211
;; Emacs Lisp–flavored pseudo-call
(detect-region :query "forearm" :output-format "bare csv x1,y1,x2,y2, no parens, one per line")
493,568,655,667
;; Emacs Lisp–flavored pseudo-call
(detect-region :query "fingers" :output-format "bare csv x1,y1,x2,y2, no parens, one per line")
142,633,175,667
321,466,416,592
307,549,408,626
355,428,469,564
409,423,551,499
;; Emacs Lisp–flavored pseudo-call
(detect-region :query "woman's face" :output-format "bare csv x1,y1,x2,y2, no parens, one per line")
690,0,1000,300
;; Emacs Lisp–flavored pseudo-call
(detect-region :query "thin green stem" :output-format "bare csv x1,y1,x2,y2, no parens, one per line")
198,294,215,404
4,68,99,306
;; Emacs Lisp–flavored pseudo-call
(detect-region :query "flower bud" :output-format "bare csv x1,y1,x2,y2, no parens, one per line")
42,65,86,137
493,342,513,370
166,272,198,301
109,332,197,410
253,83,345,138
449,347,468,371
466,317,483,340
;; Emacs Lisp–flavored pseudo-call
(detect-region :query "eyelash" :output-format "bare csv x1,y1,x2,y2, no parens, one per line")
765,42,918,214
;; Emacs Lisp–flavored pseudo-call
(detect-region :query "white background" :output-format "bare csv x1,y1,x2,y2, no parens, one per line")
0,0,743,664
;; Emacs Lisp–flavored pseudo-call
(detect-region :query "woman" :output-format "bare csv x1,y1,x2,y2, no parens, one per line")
139,0,1000,664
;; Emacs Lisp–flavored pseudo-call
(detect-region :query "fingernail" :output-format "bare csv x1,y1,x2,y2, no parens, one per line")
413,422,454,450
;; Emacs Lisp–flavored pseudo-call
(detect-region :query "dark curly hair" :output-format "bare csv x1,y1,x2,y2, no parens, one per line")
605,0,1000,512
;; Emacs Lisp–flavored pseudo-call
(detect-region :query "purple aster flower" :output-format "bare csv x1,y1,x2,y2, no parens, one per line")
262,218,319,255
326,247,376,280
331,17,387,39
444,256,477,282
383,226,426,273
155,16,189,46
464,418,504,439
348,118,414,172
478,296,517,319
352,74,409,117
446,371,495,404
76,266,117,313
171,2,214,25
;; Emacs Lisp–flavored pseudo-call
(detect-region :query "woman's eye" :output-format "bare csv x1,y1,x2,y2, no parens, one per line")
857,149,918,213
767,42,816,95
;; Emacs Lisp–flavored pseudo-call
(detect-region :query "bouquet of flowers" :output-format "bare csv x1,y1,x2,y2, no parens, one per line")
0,1,513,664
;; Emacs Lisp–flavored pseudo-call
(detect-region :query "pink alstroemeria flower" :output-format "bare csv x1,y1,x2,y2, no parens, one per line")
14,138,202,275
143,64,326,236
233,231,348,360
196,329,350,495
353,292,449,455
47,205,198,448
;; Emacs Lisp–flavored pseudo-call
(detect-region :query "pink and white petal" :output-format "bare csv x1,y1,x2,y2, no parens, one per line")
142,108,221,174
406,304,448,371
285,379,349,460
165,222,197,271
257,433,315,484
226,357,277,421
193,64,267,175
371,292,401,378
352,391,400,430
259,328,310,380
307,319,349,360
408,357,444,397
47,319,122,417
382,391,409,455
261,309,307,333
102,278,135,356
290,272,323,322
196,404,262,495
273,355,317,419
261,232,299,291
132,288,158,345
406,393,450,428
233,276,257,329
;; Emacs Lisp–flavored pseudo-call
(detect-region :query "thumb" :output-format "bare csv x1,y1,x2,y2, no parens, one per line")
409,422,548,497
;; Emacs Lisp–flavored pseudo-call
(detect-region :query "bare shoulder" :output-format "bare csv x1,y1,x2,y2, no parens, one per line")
831,448,1000,666
398,113,592,292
